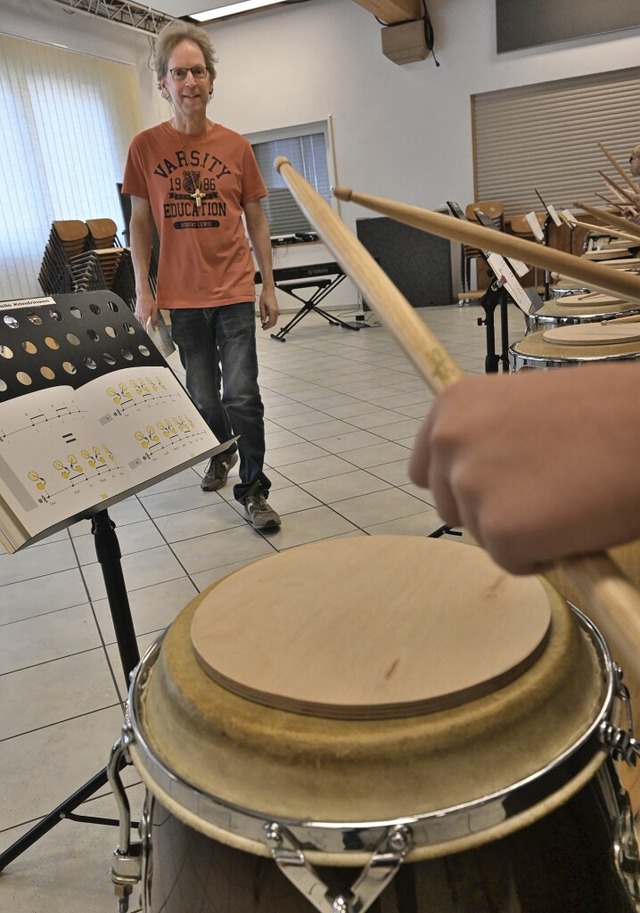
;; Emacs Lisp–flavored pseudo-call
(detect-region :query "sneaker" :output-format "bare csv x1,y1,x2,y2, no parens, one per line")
243,491,281,531
201,452,238,492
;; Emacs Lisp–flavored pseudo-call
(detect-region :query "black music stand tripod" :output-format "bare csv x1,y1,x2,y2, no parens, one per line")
0,509,139,873
476,279,511,374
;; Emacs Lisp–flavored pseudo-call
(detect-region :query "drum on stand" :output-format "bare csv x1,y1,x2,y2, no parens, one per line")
525,297,640,334
108,537,640,913
510,324,640,370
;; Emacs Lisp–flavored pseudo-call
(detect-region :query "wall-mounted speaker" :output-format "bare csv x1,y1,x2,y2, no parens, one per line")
381,20,430,65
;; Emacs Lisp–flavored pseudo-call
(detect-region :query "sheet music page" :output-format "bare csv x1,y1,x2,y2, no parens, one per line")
525,211,545,242
485,253,535,314
546,203,563,228
0,365,225,551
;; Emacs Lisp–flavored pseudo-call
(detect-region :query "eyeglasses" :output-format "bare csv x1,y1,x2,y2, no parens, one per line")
169,66,209,81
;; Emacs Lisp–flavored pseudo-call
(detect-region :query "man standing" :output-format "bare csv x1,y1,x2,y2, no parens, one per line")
122,21,281,531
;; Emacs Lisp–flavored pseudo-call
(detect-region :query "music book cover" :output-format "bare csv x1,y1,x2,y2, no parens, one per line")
0,292,230,553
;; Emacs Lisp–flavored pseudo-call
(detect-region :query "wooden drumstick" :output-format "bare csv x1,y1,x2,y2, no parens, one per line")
595,192,626,213
598,141,640,194
274,155,640,692
571,217,639,243
576,200,640,241
598,170,638,206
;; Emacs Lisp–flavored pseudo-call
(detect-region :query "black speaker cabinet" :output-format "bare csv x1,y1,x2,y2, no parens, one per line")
355,216,453,308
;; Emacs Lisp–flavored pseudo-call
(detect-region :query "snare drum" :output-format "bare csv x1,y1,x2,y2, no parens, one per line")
510,327,640,370
109,537,640,912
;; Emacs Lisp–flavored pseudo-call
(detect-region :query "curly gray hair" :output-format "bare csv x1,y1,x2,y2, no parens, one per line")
154,21,218,88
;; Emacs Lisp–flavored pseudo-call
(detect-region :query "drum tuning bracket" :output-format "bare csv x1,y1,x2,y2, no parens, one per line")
264,821,414,913
600,664,640,768
108,727,144,913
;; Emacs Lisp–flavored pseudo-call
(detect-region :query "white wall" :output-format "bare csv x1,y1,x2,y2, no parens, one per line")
4,0,640,304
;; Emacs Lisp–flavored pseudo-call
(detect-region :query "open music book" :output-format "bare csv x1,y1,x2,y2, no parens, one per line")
0,293,230,553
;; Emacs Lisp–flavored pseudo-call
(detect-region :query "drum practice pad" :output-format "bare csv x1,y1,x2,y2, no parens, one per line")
190,537,552,719
541,323,640,346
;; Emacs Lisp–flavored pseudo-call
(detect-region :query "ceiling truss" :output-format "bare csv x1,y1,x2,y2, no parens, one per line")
47,0,177,36
47,0,425,39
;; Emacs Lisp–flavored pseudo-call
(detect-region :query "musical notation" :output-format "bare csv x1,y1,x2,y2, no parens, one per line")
0,364,221,549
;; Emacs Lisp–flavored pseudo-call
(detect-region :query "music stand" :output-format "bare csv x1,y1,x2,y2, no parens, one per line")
534,189,569,300
0,291,229,872
447,202,542,373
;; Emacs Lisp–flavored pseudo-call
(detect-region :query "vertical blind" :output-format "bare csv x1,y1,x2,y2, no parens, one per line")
0,34,142,300
250,124,331,236
472,67,640,220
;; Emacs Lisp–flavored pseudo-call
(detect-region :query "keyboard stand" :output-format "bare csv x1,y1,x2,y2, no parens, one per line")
271,273,361,341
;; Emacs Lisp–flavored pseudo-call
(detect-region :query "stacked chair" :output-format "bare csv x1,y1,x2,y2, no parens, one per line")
38,220,89,294
38,218,136,308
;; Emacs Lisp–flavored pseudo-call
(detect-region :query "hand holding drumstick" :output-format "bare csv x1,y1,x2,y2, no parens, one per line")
408,364,640,575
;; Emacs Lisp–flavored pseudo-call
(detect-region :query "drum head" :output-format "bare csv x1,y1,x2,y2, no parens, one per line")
130,537,610,860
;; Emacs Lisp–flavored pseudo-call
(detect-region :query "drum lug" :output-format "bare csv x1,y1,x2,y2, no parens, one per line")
265,821,413,913
614,798,640,904
600,664,640,767
108,729,142,913
111,843,143,913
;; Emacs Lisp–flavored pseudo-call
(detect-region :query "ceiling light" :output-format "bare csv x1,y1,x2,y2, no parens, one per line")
191,0,290,22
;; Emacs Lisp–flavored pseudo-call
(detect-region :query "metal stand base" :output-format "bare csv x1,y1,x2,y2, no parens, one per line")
272,301,363,341
428,524,463,539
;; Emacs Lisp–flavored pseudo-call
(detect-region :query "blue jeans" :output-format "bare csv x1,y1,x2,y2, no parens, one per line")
170,303,270,503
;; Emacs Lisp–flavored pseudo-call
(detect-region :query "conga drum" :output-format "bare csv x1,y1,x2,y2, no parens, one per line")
510,323,640,370
108,537,640,912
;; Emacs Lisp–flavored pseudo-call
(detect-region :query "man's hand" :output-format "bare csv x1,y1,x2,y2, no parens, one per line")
135,286,158,331
259,287,279,330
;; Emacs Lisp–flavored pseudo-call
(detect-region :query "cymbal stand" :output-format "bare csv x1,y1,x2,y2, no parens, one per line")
0,509,139,872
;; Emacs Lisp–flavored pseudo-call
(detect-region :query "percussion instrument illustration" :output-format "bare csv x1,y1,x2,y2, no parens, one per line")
108,537,640,912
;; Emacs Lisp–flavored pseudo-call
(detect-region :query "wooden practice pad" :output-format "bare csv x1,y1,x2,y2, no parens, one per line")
542,322,640,345
554,292,627,307
190,537,552,720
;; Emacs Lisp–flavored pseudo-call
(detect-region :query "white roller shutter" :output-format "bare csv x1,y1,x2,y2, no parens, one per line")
473,67,640,221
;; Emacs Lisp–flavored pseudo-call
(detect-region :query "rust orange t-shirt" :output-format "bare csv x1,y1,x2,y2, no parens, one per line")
122,121,267,309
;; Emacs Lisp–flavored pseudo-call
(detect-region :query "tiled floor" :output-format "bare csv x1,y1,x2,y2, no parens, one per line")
0,301,526,912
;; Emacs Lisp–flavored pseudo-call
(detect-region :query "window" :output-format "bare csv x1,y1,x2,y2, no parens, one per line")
0,34,142,300
248,121,333,237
